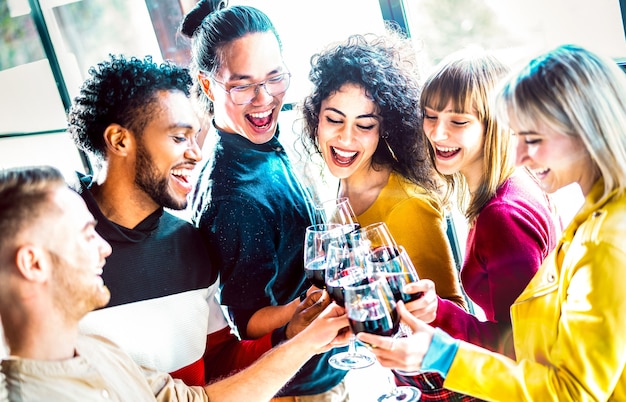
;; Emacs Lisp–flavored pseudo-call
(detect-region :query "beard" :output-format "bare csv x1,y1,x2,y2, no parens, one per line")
134,140,187,211
48,250,110,322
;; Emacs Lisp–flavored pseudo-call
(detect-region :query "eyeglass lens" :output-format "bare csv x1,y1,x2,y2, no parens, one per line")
230,74,290,105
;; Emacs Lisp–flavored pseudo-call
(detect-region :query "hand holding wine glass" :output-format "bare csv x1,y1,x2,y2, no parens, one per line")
368,243,429,380
344,278,422,402
324,241,376,370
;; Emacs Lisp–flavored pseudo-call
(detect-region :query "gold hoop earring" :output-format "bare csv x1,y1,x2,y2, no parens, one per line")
384,138,399,162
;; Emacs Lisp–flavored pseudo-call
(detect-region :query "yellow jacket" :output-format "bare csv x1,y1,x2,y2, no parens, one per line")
444,179,626,401
358,172,467,310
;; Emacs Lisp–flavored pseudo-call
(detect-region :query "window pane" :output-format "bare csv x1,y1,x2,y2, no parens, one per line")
231,0,386,104
0,0,168,177
0,132,86,181
1,0,45,69
0,1,67,135
405,0,626,68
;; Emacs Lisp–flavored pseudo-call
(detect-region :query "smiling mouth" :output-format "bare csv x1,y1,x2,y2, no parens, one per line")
532,167,550,177
331,146,358,166
171,167,193,182
247,109,273,129
435,145,461,159
170,167,194,193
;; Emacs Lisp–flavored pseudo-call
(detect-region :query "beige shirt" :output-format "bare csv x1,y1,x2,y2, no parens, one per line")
1,334,208,402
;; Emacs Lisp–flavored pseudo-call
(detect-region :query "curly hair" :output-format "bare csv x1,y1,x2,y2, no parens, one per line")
300,25,437,192
67,54,193,161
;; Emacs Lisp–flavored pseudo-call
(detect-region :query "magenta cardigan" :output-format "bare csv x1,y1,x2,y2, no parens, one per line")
431,170,560,358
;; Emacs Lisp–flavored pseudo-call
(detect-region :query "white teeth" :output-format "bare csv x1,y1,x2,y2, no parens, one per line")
171,168,193,177
436,145,460,152
534,167,549,175
332,147,357,158
248,110,272,118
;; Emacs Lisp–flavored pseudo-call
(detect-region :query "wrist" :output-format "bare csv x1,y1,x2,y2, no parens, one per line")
271,324,288,346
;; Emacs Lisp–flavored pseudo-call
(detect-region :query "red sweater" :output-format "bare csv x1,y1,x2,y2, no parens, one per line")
431,171,560,358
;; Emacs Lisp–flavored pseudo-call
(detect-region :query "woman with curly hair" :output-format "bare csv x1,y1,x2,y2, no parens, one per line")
300,26,467,310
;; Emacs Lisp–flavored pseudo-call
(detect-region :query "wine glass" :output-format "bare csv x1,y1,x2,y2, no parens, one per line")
303,223,355,289
315,197,359,226
344,277,399,336
325,241,376,370
348,221,397,253
370,245,423,304
370,245,427,381
344,278,422,402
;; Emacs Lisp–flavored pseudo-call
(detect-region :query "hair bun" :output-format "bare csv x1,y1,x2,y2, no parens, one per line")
180,0,228,38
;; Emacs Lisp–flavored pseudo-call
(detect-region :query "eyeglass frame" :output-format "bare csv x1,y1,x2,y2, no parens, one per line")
208,71,292,105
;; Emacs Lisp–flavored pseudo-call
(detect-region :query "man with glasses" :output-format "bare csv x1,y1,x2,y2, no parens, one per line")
181,2,351,400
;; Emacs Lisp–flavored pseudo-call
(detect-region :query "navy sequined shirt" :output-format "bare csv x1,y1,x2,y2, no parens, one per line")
191,127,347,396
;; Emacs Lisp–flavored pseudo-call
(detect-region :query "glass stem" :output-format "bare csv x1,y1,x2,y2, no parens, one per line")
346,334,358,355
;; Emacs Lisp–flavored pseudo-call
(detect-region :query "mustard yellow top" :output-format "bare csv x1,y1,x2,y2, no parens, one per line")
357,172,467,309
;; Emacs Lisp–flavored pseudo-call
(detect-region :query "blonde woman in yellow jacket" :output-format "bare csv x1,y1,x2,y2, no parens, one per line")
358,44,626,401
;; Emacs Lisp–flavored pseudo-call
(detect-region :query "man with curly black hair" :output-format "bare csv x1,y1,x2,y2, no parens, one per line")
65,54,328,386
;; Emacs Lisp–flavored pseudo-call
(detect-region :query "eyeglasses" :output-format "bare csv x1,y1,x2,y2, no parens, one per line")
212,72,291,105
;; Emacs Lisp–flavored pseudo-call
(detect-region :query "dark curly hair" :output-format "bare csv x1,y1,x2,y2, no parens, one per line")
300,25,437,192
68,54,192,161
179,0,281,117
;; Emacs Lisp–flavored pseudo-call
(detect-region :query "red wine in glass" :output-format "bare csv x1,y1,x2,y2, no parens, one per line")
380,272,424,303
304,256,327,289
370,246,424,302
348,299,399,337
326,266,369,307
369,245,400,263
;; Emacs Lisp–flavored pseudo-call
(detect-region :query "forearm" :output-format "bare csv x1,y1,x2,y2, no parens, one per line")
246,298,299,339
432,297,515,357
203,329,315,401
204,300,350,401
204,327,273,381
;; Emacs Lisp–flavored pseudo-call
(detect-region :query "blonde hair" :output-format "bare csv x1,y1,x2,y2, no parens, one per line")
495,44,626,199
420,49,513,222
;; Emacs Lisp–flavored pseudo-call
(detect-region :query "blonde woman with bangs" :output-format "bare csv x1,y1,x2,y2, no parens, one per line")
389,49,560,401
360,44,626,401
